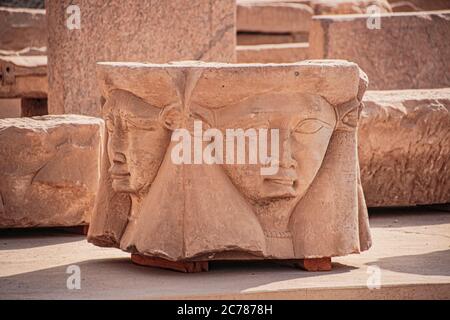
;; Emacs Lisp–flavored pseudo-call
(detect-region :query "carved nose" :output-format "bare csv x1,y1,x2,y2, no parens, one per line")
113,152,127,164
278,132,297,169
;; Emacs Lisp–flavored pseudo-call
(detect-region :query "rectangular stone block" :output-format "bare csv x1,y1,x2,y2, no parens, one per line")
88,60,371,264
0,7,47,52
0,115,103,228
311,0,392,14
46,0,236,117
237,1,313,33
359,89,450,207
389,0,450,12
237,43,309,63
309,11,450,90
0,55,47,99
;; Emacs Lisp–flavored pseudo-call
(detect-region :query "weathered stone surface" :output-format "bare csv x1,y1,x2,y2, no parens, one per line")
0,55,47,98
312,0,392,14
389,0,450,12
309,11,450,90
359,89,450,207
237,43,309,63
46,0,236,117
237,2,313,33
88,60,371,264
0,99,21,118
0,115,103,228
0,7,47,51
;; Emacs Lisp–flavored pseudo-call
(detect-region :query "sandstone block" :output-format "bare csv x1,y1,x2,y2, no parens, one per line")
359,89,450,207
0,55,47,99
311,0,392,14
389,0,450,12
237,2,313,33
88,60,371,264
46,0,236,117
0,115,103,228
0,99,21,118
309,11,450,90
0,7,47,52
237,43,309,63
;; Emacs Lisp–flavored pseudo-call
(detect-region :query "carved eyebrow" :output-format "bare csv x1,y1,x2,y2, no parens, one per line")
294,118,333,134
124,116,160,130
296,118,333,128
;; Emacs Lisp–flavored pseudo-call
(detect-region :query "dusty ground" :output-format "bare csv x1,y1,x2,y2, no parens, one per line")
0,207,449,299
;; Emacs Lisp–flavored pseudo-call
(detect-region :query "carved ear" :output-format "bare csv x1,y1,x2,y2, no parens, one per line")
159,104,184,130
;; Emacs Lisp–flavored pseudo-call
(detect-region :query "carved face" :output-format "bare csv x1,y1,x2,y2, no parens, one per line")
219,93,336,203
103,90,171,194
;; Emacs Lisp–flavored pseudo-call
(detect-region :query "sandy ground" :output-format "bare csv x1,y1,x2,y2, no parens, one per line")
0,207,449,299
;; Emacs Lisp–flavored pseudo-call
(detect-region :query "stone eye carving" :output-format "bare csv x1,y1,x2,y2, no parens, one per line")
294,118,332,134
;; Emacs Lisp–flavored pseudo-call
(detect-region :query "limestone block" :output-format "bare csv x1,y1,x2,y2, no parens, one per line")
237,2,313,33
88,60,371,262
237,43,309,63
0,55,47,98
0,7,47,51
309,11,450,90
46,0,236,117
0,115,103,228
359,89,450,207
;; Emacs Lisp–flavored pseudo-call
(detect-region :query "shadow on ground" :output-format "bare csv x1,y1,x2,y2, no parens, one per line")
0,228,83,250
368,207,450,228
0,257,355,299
367,249,450,277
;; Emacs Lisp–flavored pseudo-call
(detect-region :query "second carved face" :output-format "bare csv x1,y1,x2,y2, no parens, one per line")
218,93,337,203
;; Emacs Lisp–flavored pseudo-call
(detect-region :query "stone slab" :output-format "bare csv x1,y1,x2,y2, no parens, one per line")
237,2,313,33
359,89,450,207
0,115,103,228
46,0,236,117
312,0,392,14
309,11,450,90
236,43,309,62
0,208,448,299
0,7,46,52
389,0,450,12
0,55,47,98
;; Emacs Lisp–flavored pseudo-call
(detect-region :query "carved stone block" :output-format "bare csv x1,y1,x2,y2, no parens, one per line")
0,115,102,228
88,60,371,266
